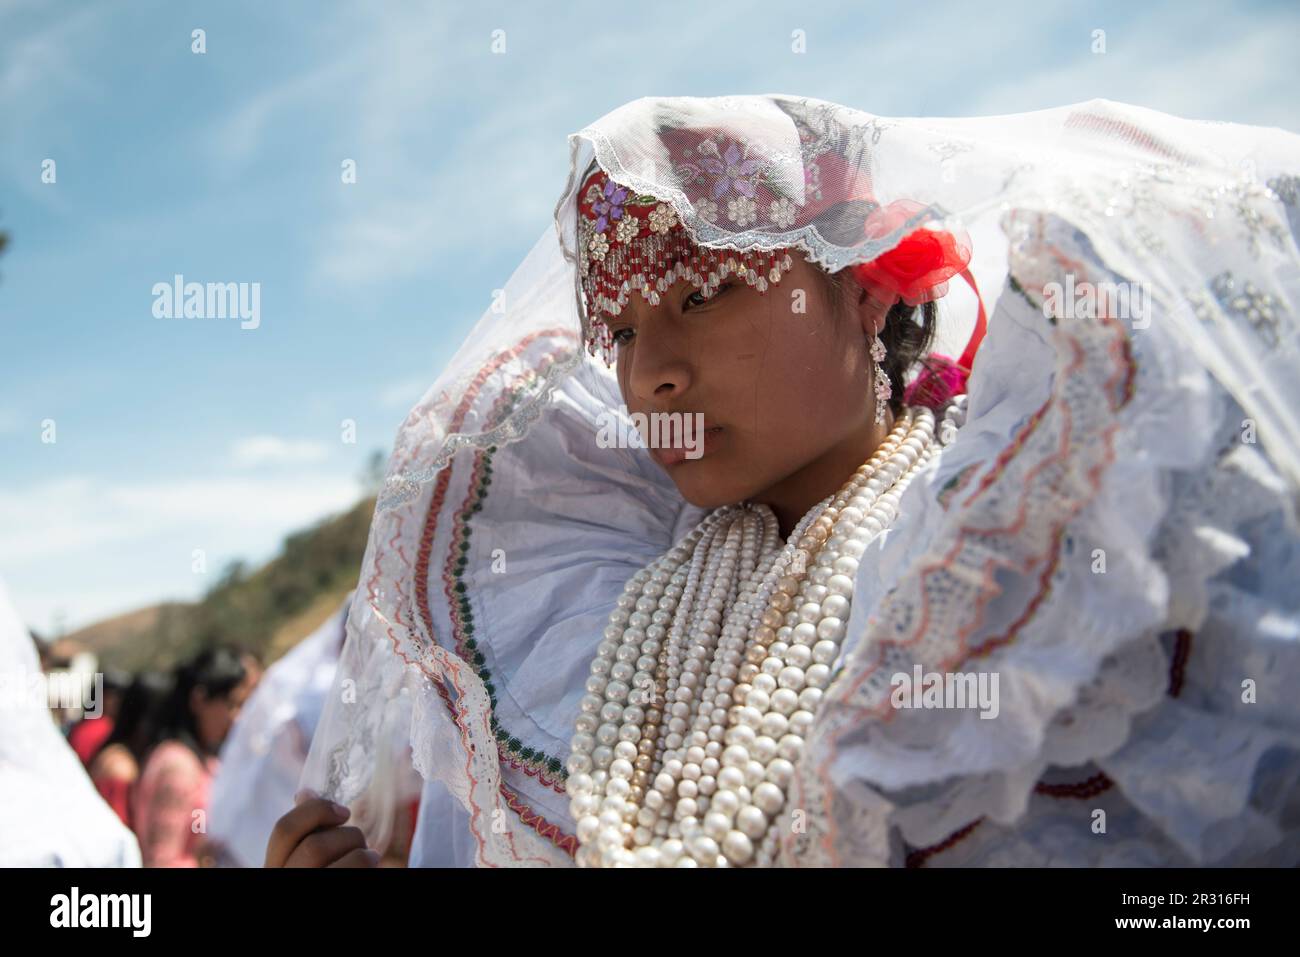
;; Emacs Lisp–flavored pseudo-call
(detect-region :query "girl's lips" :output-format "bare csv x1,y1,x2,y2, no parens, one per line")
652,427,724,468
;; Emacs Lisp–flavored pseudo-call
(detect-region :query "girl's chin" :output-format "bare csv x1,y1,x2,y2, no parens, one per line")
669,472,757,511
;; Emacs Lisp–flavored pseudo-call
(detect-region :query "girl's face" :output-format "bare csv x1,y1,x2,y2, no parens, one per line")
191,669,257,753
610,256,891,534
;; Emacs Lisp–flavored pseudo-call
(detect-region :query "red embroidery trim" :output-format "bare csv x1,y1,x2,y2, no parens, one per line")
384,327,579,862
795,241,1141,866
1035,772,1115,799
921,631,1197,865
913,773,1115,868
905,819,984,868
418,334,578,858
1167,628,1193,697
1063,111,1194,165
439,384,567,793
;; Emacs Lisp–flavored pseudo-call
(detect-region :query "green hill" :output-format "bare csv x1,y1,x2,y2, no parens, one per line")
68,496,375,673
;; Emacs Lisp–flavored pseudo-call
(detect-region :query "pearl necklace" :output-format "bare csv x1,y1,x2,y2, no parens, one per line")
569,406,939,866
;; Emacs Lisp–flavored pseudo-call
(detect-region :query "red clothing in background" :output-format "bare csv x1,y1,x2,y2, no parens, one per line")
94,774,134,828
68,716,113,767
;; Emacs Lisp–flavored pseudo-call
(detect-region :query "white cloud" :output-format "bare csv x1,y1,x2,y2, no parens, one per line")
0,470,364,633
230,435,332,469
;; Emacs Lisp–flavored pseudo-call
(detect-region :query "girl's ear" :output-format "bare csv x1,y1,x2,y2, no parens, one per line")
852,278,896,338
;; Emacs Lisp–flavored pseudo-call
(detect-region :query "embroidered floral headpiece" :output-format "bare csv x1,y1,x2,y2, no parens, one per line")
575,127,982,385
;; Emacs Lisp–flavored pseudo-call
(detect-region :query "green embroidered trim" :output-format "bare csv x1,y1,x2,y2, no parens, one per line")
444,360,572,790
1007,273,1047,320
937,462,981,510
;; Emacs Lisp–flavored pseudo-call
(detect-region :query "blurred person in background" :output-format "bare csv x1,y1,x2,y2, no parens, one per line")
67,667,130,766
211,595,355,865
88,670,174,828
37,637,94,734
134,645,259,866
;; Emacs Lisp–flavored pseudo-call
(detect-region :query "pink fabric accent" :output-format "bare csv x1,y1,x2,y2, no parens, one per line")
904,355,969,409
902,268,989,409
134,740,218,867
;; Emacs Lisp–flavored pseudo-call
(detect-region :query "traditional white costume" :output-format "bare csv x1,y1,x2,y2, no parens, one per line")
0,575,142,867
302,96,1300,867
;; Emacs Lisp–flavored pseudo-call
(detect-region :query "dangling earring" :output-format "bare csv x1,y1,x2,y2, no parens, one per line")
870,334,890,425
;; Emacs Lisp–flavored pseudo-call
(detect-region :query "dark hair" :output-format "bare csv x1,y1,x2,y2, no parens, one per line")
817,268,939,416
158,645,248,758
98,671,173,766
102,668,132,696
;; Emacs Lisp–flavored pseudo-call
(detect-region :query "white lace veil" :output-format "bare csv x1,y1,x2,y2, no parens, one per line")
299,95,1300,866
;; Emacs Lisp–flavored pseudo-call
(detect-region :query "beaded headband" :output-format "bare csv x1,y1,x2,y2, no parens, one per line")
576,166,797,365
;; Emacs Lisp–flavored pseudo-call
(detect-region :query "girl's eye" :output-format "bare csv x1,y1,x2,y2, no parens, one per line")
611,281,736,346
683,281,734,311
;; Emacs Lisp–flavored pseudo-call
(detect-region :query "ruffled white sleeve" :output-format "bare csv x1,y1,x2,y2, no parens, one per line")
301,345,706,867
786,211,1300,867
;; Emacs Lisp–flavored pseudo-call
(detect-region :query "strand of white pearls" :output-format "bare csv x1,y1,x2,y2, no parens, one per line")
644,512,745,834
653,513,757,761
648,485,855,849
625,502,825,859
569,504,780,863
650,507,780,844
569,507,777,865
570,407,938,867
623,509,732,814
677,411,929,866
568,514,723,814
752,410,941,866
756,396,971,859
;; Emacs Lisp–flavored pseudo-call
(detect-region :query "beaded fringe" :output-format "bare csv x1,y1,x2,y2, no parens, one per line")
582,230,797,366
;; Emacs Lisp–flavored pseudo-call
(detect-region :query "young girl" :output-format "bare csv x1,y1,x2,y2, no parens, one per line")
88,670,173,828
136,646,257,866
270,94,1300,867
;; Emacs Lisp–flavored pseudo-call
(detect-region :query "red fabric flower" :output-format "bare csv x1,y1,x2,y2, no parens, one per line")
850,199,971,306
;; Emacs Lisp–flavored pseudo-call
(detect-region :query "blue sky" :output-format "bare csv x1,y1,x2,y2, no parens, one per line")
2,0,1298,634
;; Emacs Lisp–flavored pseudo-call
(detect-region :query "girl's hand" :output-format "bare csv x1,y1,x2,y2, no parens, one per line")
265,790,380,867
